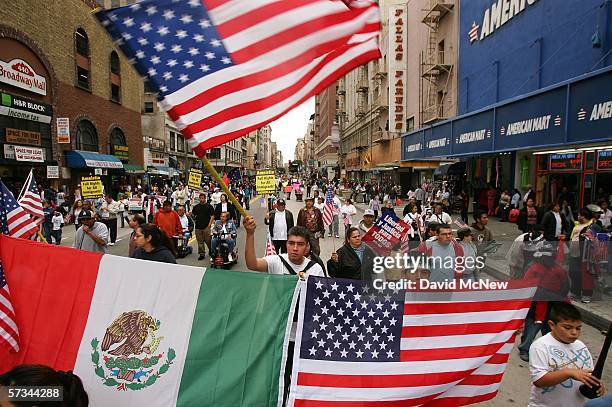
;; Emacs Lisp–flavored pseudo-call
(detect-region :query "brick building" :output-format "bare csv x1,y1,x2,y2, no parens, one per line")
0,0,143,198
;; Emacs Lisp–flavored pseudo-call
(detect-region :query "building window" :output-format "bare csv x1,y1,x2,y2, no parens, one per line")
177,134,185,152
75,28,91,90
209,148,221,159
110,51,121,103
169,131,176,151
76,119,98,152
110,127,126,146
144,102,154,113
406,117,415,132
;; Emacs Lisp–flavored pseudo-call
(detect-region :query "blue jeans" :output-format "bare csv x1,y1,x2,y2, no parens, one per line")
585,395,612,406
518,319,551,355
211,238,235,256
50,229,62,245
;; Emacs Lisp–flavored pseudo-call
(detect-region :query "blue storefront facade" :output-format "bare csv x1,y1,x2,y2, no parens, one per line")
402,0,612,209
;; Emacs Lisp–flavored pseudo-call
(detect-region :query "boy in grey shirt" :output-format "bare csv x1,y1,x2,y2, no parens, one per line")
73,209,109,254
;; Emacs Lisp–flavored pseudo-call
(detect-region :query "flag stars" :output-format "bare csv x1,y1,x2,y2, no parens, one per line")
314,297,322,306
145,5,157,15
324,348,332,357
353,293,361,301
121,32,133,41
363,342,372,350
180,14,193,24
338,292,346,300
348,341,357,349
171,44,182,53
351,309,359,317
375,301,384,310
199,64,210,72
147,68,157,76
153,42,165,52
387,350,394,358
374,317,382,326
325,332,334,340
315,280,324,290
188,0,200,7
123,17,135,27
382,310,390,318
137,37,149,46
157,26,169,36
193,34,205,43
340,349,348,358
312,314,320,322
371,350,379,358
331,282,339,291
329,299,337,308
327,315,336,324
199,19,211,28
178,74,189,83
390,302,399,310
319,322,328,331
333,340,341,349
355,350,364,358
162,9,175,20
176,30,188,39
183,60,194,69
222,57,232,65
150,55,161,65
135,50,145,59
321,306,329,315
345,300,353,308
167,59,178,67
205,52,216,60
309,347,317,356
317,339,325,348
310,330,318,339
140,22,152,32
372,333,380,342
322,290,331,298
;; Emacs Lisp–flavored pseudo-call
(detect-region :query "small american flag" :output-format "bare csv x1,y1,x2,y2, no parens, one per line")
322,186,334,227
289,277,534,406
0,180,39,352
469,22,479,43
453,217,468,229
18,170,44,225
265,232,276,256
96,0,381,155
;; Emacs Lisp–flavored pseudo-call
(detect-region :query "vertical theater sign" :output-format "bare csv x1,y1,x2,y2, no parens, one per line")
389,5,407,133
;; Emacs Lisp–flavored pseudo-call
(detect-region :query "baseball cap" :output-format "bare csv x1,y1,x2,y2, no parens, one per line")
305,196,315,201
586,204,603,214
364,209,375,216
276,199,286,205
78,209,94,220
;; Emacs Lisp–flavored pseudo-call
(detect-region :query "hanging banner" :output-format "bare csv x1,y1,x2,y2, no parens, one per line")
256,169,276,194
188,168,203,191
81,176,103,199
56,117,70,143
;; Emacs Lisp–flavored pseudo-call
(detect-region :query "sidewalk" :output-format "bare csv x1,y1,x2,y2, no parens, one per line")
349,198,612,330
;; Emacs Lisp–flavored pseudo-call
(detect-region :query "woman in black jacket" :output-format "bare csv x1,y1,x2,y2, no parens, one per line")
327,227,376,281
131,223,177,264
214,193,238,221
541,202,567,241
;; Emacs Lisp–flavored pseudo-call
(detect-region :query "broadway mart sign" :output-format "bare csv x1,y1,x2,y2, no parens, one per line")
0,58,47,95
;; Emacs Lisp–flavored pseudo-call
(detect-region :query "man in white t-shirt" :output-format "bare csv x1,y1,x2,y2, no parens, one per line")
529,302,604,407
244,215,324,277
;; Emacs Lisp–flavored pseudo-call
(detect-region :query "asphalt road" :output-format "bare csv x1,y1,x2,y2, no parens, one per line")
57,196,612,406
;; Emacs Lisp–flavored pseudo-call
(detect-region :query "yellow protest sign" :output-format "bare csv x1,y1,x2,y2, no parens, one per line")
81,176,103,199
256,170,276,194
188,168,203,191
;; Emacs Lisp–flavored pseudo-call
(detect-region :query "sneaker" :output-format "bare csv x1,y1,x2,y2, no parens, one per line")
519,352,529,362
108,242,115,246
198,254,206,260
328,233,332,237
335,235,340,239
581,296,592,304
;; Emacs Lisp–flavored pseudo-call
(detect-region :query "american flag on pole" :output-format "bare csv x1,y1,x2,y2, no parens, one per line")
289,277,534,406
322,186,334,227
265,232,276,256
17,170,44,225
0,180,38,352
96,0,381,155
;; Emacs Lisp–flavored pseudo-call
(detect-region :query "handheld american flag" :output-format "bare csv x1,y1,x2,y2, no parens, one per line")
289,277,534,406
265,232,277,256
322,186,334,227
18,170,44,225
0,180,39,352
96,0,381,155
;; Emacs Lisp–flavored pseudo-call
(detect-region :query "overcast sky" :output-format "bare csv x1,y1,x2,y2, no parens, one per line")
269,97,314,163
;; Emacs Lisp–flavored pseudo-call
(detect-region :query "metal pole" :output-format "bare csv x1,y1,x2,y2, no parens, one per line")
200,155,248,218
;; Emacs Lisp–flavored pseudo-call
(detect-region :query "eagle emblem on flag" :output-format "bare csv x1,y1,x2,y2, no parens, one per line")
90,310,176,391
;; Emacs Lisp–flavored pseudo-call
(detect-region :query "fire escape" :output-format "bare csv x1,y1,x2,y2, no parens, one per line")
420,0,454,125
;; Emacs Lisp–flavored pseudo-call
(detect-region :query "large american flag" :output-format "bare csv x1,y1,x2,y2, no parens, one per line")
0,180,38,352
18,170,44,225
96,0,381,155
322,186,334,226
289,277,533,406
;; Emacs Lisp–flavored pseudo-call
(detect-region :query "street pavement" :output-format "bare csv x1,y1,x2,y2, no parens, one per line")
55,196,612,405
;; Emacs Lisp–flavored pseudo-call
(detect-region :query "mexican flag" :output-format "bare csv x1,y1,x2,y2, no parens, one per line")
0,235,297,406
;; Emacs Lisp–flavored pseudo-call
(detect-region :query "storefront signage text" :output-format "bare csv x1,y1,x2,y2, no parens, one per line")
597,150,612,171
47,165,59,179
84,158,123,169
457,129,488,144
14,145,44,162
0,58,47,95
112,145,129,161
470,0,541,44
0,92,52,123
388,5,407,133
6,128,41,146
427,138,447,149
145,148,169,167
550,153,582,171
502,114,551,136
406,142,422,152
588,100,612,122
56,117,70,143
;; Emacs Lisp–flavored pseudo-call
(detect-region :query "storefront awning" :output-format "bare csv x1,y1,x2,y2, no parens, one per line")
123,164,145,174
434,162,465,176
147,166,171,175
65,151,124,169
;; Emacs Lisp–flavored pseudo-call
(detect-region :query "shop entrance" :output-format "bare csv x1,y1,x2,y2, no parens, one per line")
594,172,612,203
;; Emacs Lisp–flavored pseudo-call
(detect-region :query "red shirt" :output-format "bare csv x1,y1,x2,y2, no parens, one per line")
153,210,182,238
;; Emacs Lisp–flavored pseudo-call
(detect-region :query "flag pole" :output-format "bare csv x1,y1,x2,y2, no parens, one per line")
17,169,32,202
37,231,48,244
200,155,248,218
